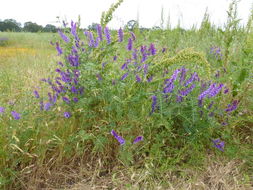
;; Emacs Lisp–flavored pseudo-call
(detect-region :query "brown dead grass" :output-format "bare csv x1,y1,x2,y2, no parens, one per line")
64,156,252,190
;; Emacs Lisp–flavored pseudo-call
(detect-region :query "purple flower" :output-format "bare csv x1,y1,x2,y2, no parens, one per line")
56,42,63,55
113,56,117,61
118,28,124,42
11,111,21,120
104,27,111,44
96,73,102,81
127,38,133,51
94,37,99,48
176,95,183,102
39,101,44,111
225,100,239,112
163,83,174,93
96,24,103,41
208,101,214,109
58,30,70,43
147,75,153,82
33,90,40,98
71,21,79,41
111,130,125,145
162,48,166,53
121,63,128,70
0,107,5,114
149,43,156,55
184,72,199,87
179,67,187,84
87,32,95,47
73,97,79,103
212,139,225,152
136,75,141,82
130,32,136,41
121,72,129,80
179,83,196,96
208,83,224,98
44,102,52,111
64,112,71,118
140,45,147,62
151,95,157,114
67,54,79,67
133,136,144,144
198,83,216,100
62,96,70,104
71,86,79,94
224,88,229,94
58,61,64,67
170,69,181,82
143,64,148,75
132,49,138,60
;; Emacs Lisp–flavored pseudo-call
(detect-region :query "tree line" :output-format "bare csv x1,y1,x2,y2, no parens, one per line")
0,19,57,32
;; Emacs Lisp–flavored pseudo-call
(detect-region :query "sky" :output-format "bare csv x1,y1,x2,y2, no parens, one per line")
0,0,252,29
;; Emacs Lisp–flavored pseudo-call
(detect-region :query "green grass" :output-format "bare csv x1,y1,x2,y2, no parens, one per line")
0,25,252,190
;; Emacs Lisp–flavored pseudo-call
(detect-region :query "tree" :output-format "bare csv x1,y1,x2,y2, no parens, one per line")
125,20,138,31
43,24,57,32
0,19,21,32
23,22,43,32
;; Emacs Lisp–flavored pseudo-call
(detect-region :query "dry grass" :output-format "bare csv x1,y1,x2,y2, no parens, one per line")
22,156,252,190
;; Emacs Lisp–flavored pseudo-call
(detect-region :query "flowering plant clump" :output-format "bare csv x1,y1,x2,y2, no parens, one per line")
30,22,240,166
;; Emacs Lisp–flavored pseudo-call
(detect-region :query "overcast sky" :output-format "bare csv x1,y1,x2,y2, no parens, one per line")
0,0,252,29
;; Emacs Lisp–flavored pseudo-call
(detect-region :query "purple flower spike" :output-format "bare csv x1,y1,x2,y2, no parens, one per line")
121,72,129,80
225,100,239,112
62,96,70,104
111,130,125,145
11,111,21,120
118,28,124,42
56,42,63,55
58,30,70,43
0,107,5,114
44,102,52,111
149,43,156,55
224,88,229,94
133,136,144,144
212,139,225,152
176,95,183,103
147,75,153,82
71,21,79,41
64,112,71,118
151,95,157,114
130,32,136,41
73,97,79,103
33,90,40,98
136,75,141,82
97,24,103,41
121,63,128,70
127,38,133,51
104,27,111,44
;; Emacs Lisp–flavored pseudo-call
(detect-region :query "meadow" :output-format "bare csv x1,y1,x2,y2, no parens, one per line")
0,2,253,189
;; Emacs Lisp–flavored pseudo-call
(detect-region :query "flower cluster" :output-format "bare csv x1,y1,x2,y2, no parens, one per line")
210,46,223,60
111,130,143,145
0,106,21,120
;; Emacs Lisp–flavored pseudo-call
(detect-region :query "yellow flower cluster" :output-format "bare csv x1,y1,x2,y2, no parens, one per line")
0,47,36,58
